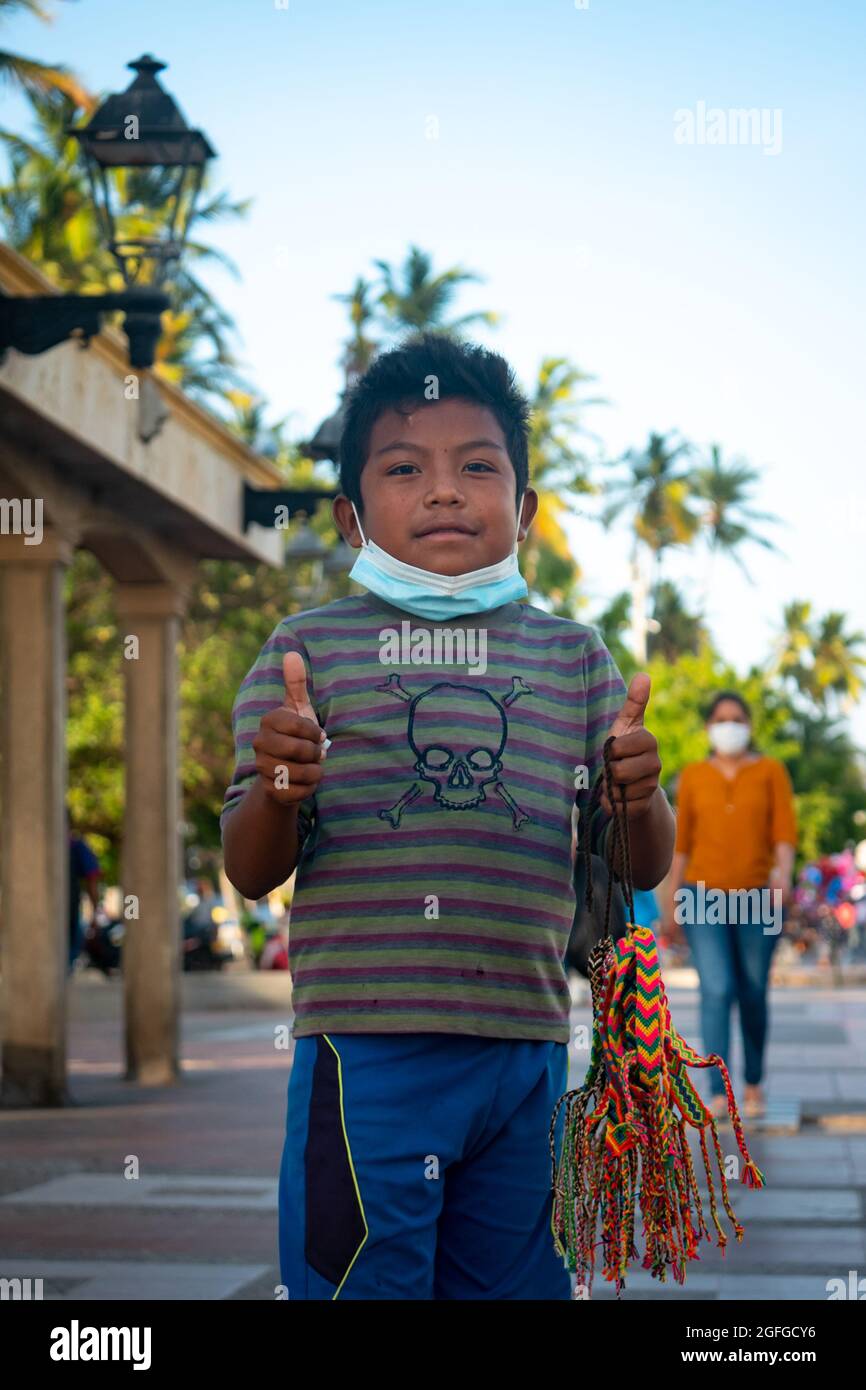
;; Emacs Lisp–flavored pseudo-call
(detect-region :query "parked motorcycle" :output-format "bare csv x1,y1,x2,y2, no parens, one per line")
181,882,243,971
83,908,124,977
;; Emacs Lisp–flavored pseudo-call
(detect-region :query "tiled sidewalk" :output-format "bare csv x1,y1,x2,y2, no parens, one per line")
566,980,866,1299
0,973,864,1300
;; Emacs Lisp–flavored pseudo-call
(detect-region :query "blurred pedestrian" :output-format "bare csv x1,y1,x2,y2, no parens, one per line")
67,808,102,973
259,921,290,970
664,692,797,1119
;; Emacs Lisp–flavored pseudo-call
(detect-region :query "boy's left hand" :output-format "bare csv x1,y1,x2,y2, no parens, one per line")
601,673,662,821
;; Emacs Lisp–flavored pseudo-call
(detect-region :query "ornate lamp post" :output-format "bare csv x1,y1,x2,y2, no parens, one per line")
0,55,214,377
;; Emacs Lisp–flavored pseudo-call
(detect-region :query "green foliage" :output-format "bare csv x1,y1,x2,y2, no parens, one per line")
179,556,301,848
647,579,708,663
594,590,636,681
780,707,866,859
64,551,123,879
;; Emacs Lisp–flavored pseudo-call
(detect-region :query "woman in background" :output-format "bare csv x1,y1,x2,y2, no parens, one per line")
665,692,797,1119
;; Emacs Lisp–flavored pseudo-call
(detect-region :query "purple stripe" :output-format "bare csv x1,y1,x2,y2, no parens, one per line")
278,617,599,653
306,824,569,857
297,965,564,988
300,861,570,894
288,928,566,958
293,995,563,1021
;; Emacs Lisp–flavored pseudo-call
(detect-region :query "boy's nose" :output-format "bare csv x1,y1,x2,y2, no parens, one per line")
423,473,465,505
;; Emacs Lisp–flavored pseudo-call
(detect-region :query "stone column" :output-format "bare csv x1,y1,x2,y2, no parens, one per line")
114,581,188,1086
0,529,73,1107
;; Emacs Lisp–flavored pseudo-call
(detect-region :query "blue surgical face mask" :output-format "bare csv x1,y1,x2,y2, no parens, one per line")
347,498,529,620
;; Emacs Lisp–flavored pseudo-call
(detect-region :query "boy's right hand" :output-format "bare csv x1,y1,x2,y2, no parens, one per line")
252,652,327,806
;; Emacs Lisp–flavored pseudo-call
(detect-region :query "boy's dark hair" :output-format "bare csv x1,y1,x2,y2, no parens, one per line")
338,330,532,512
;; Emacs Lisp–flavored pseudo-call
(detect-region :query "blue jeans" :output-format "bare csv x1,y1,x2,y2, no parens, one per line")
278,1032,572,1300
680,882,780,1097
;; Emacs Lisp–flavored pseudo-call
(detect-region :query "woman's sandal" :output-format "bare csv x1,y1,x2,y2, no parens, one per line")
709,1094,730,1123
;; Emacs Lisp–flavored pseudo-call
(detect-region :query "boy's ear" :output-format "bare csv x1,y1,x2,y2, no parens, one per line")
333,494,363,548
517,488,539,542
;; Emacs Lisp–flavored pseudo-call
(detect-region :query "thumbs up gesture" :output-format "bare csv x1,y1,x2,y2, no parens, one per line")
601,672,662,821
251,651,327,806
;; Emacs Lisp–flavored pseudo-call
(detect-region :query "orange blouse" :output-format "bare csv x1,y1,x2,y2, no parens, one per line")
674,755,797,890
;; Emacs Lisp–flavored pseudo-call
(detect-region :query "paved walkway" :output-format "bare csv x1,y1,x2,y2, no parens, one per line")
1,968,864,1300
567,974,866,1299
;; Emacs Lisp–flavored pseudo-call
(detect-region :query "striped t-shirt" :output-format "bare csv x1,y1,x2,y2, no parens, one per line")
221,591,626,1043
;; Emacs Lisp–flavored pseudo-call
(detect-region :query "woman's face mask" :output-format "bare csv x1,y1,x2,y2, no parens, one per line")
707,720,751,756
346,498,529,620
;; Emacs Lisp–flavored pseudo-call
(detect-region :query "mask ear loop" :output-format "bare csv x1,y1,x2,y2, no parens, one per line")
350,501,368,548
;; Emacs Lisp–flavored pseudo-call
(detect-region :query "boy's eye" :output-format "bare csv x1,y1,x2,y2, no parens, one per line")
385,459,497,476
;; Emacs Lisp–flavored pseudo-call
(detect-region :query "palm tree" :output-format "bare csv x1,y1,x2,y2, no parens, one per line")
690,443,781,589
811,611,866,712
519,356,606,611
330,248,499,466
647,580,708,663
332,276,379,380
0,96,99,285
773,601,866,714
774,600,814,693
603,431,700,571
528,356,604,500
602,431,701,658
372,244,498,337
153,274,246,403
0,0,92,114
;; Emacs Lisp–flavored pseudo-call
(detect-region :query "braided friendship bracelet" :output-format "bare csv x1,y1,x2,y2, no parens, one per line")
550,737,765,1296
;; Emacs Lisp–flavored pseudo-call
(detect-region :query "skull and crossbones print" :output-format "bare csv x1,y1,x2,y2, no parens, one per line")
375,673,534,829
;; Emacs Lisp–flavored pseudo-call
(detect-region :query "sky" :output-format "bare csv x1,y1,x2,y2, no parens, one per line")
3,0,865,739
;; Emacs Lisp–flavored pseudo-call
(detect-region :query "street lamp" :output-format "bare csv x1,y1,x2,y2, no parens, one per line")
0,54,215,374
304,392,347,464
301,366,360,463
73,54,214,297
242,388,359,574
243,389,349,531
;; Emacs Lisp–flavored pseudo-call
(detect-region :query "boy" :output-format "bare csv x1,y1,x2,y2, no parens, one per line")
221,332,675,1300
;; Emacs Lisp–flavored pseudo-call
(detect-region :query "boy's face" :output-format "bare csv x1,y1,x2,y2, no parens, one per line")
334,398,537,576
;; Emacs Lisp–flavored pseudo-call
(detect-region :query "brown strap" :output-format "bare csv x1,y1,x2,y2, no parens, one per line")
579,734,635,937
